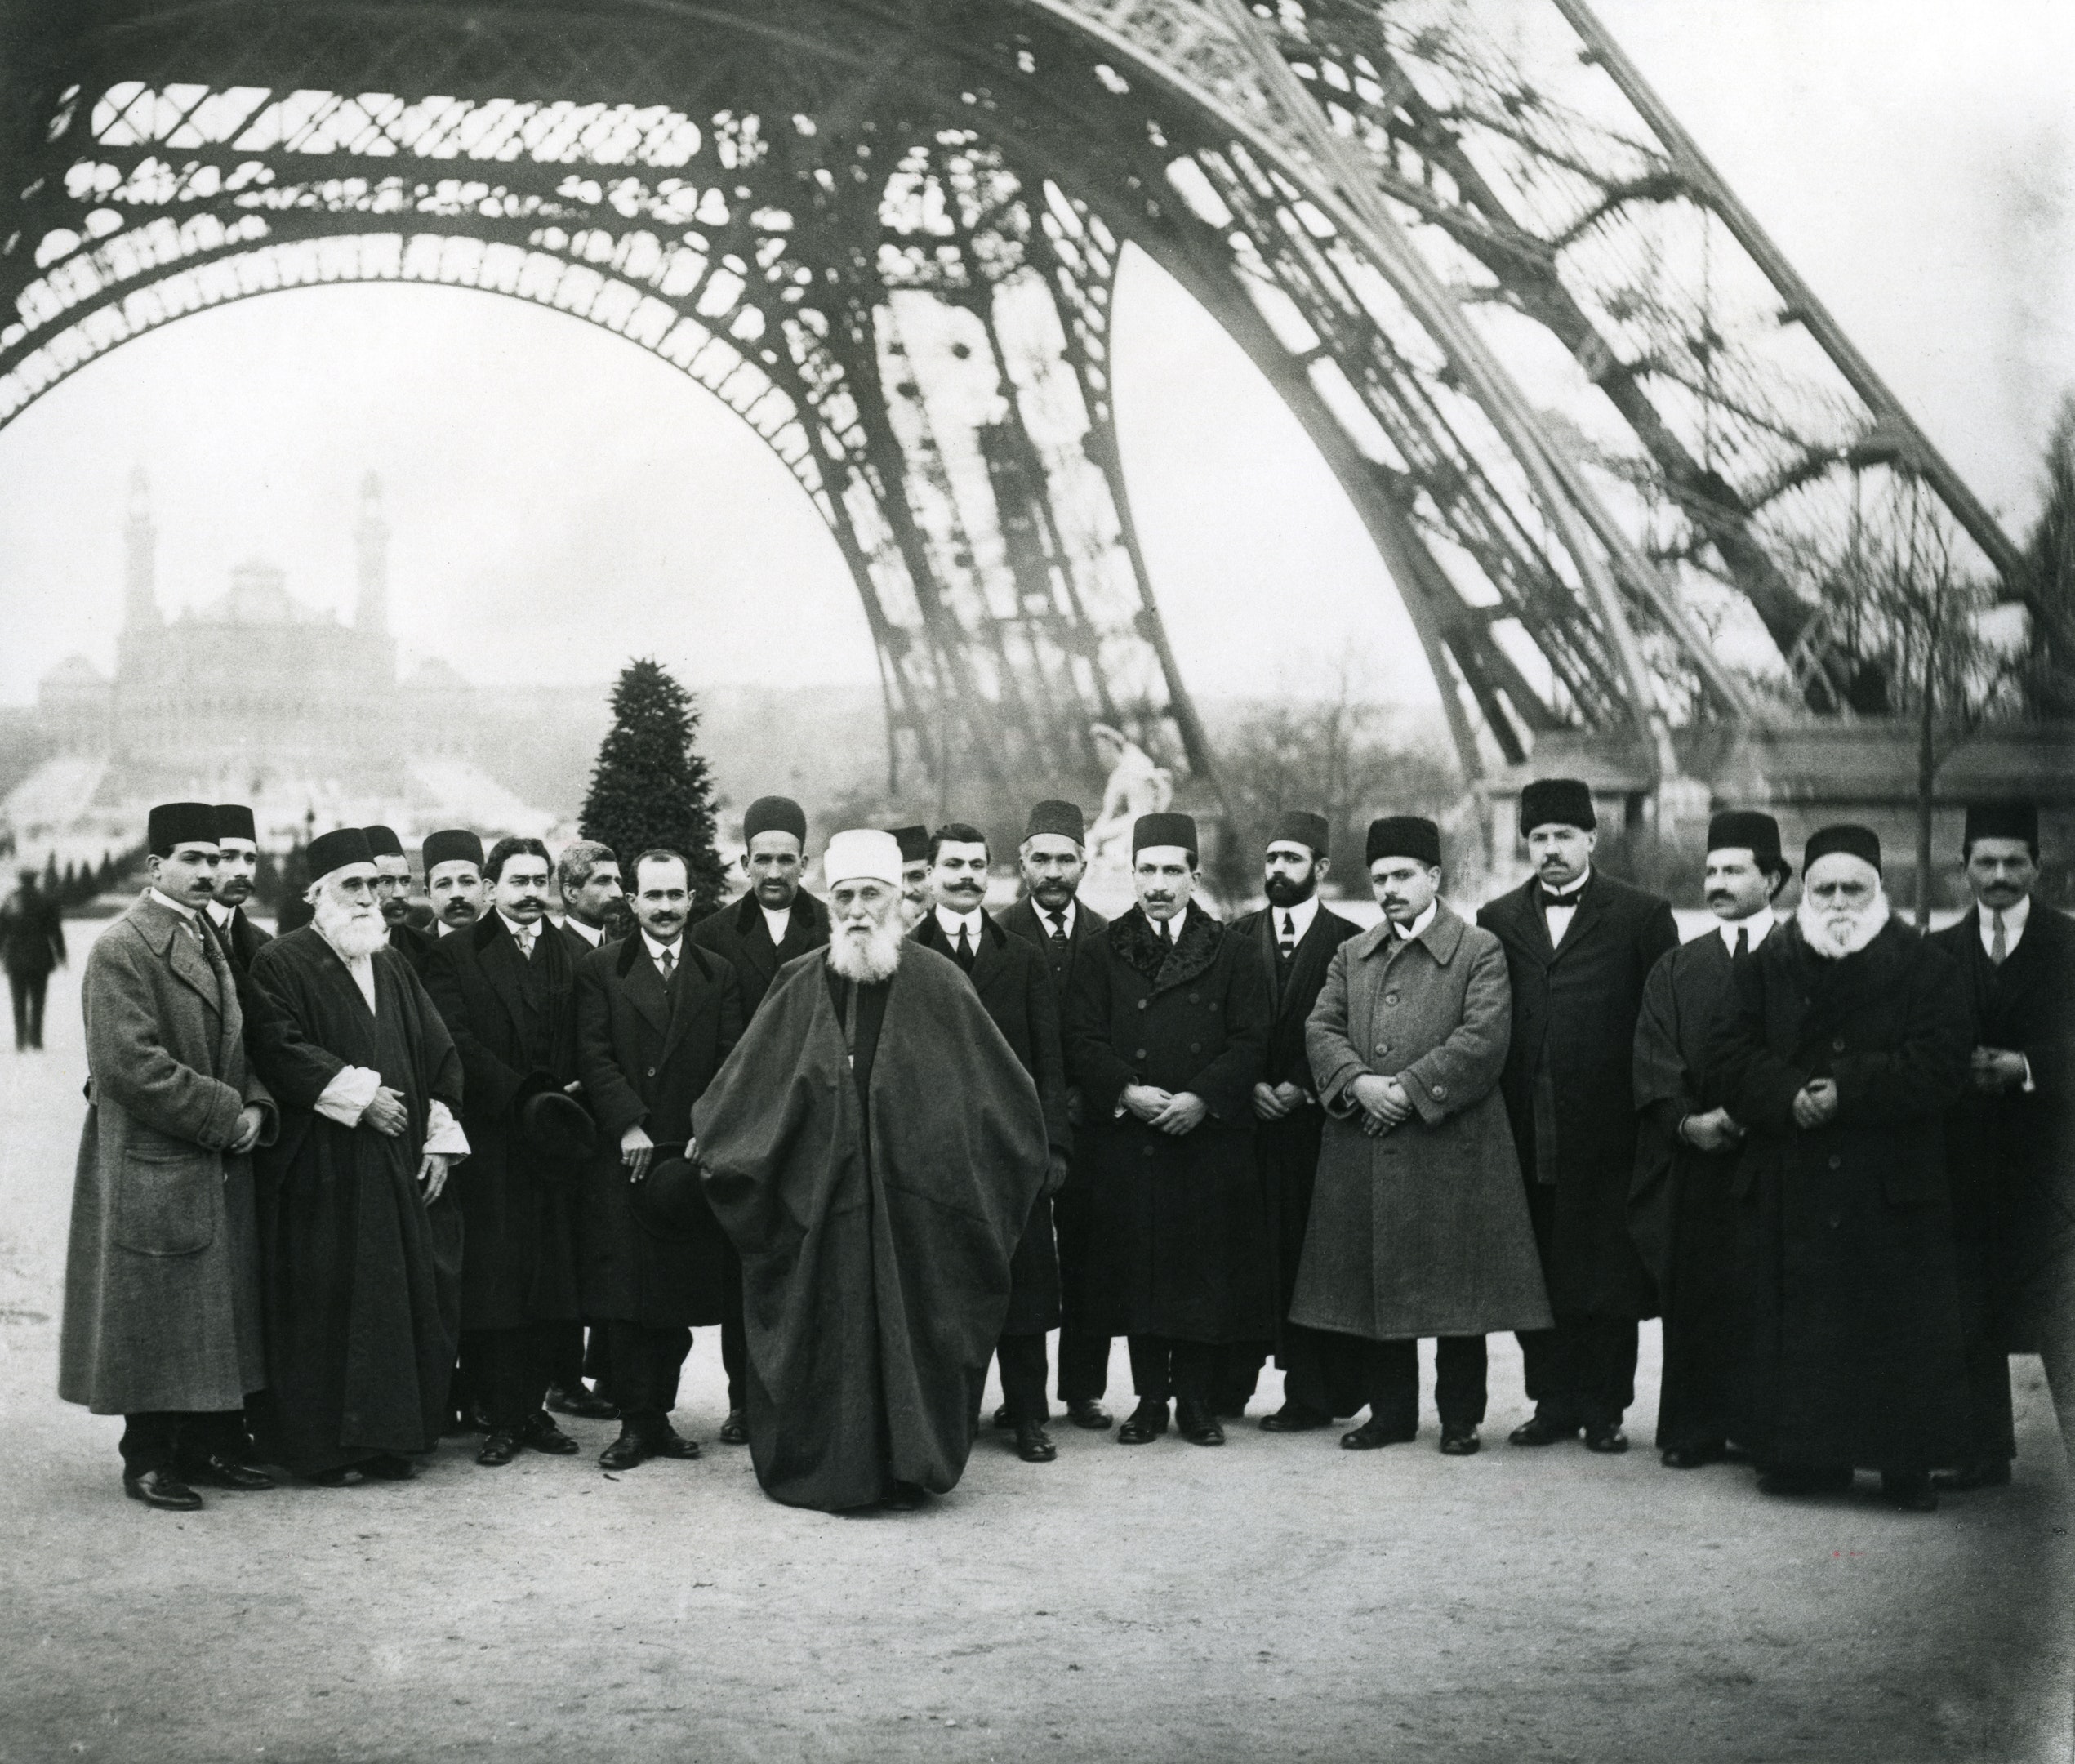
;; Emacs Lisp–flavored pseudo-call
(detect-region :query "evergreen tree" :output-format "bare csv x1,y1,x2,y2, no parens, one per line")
41,853,58,897
579,658,727,918
2023,395,2075,717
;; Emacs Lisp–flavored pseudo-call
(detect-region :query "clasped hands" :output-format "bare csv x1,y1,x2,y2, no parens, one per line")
1791,1076,1839,1131
1122,1084,1209,1135
1680,1107,1745,1154
1252,1080,1306,1122
350,1088,453,1197
1349,1073,1412,1138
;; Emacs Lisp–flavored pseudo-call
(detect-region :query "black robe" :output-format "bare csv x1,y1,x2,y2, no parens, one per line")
1629,929,1748,1451
692,945,1049,1511
245,929,465,1475
1709,915,1972,1472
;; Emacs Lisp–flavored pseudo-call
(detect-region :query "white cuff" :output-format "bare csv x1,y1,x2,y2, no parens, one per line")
314,1065,382,1128
424,1099,470,1157
2021,1054,2035,1095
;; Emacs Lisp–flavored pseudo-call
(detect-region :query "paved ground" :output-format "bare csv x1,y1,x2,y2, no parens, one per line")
1,923,2068,1764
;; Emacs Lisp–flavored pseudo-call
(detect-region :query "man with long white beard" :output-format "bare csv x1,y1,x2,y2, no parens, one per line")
244,828,469,1481
693,829,1051,1511
1709,824,1972,1512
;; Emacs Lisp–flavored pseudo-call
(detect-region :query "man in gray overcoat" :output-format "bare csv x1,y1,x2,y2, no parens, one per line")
59,802,278,1511
1291,817,1550,1454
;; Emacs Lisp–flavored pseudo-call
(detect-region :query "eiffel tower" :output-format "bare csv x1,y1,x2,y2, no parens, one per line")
0,1,2027,808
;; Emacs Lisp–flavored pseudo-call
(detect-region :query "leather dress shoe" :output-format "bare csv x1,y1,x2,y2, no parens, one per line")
1757,1463,1854,1497
1116,1400,1169,1445
1507,1412,1580,1447
1440,1422,1481,1456
991,1403,1017,1430
359,1454,416,1481
545,1382,619,1421
123,1467,203,1511
646,1423,701,1460
1341,1417,1416,1450
1065,1399,1111,1431
599,1425,648,1471
1881,1471,1938,1513
180,1453,277,1491
1013,1420,1058,1463
1583,1423,1629,1454
1259,1401,1334,1433
719,1409,750,1446
1661,1441,1728,1470
521,1412,581,1455
1932,1458,2012,1492
1175,1400,1225,1446
475,1432,520,1468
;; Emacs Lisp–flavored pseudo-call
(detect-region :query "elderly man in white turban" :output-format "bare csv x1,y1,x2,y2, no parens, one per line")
244,826,470,1483
1708,824,1973,1512
693,829,1051,1511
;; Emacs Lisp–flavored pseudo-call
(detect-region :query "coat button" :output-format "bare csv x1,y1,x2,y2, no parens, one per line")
647,1067,656,1077
1189,991,1200,1003
1431,1084,1445,1098
1135,1049,1147,1060
1375,1041,1389,1054
1832,1037,1846,1053
1384,992,1399,1005
1136,999,1147,1011
1828,1154,1841,1169
1190,1042,1201,1054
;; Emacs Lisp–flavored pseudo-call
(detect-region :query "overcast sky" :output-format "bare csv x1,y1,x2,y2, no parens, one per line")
0,0,2068,710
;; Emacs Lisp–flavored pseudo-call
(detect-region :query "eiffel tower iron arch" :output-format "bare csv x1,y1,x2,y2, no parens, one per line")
0,1,2028,802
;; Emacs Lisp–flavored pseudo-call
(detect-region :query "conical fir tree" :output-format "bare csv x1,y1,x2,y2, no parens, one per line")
579,658,728,918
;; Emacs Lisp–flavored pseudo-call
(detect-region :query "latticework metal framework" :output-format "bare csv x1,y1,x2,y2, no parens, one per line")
0,1,2024,797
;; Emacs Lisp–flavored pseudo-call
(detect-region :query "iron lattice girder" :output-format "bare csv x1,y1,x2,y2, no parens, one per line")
0,0,2021,786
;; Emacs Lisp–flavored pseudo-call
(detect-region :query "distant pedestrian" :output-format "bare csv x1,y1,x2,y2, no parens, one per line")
1,863,65,1050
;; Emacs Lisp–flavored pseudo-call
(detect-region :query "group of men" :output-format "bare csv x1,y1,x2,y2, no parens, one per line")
56,776,2071,1517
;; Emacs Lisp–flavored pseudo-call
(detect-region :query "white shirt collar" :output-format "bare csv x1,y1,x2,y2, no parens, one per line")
642,929,684,963
1716,907,1776,955
1273,893,1320,942
149,887,198,923
1038,898,1077,938
497,910,541,943
935,904,984,941
1543,868,1591,902
1392,900,1439,942
1982,893,2032,951
204,900,235,928
760,904,792,942
563,915,604,947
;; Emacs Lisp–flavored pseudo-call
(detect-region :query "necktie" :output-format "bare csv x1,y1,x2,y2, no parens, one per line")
1990,911,2006,966
1047,911,1069,956
516,923,535,960
658,944,675,983
955,923,975,972
1734,926,1748,959
1279,912,1296,964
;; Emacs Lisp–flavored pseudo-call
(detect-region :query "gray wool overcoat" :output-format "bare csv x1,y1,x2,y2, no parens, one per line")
1289,903,1552,1340
59,893,275,1414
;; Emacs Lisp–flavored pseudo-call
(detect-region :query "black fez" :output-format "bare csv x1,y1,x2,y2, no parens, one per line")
1520,777,1595,835
742,795,808,846
1962,802,2038,854
890,825,930,865
1025,800,1087,844
1706,810,1788,875
421,829,483,874
630,1156,706,1241
1805,823,1881,874
1133,812,1199,858
305,826,375,881
1366,816,1441,869
213,804,256,844
362,824,406,860
148,802,218,853
1269,810,1330,858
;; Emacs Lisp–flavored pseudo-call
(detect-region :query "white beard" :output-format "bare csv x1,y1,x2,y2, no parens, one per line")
1796,889,1890,959
827,917,904,984
315,892,390,960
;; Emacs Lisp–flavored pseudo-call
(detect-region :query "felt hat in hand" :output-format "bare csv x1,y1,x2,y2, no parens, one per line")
629,1153,707,1240
514,1071,596,1167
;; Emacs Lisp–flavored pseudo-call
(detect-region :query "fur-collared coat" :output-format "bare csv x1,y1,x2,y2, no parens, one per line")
60,893,276,1414
691,888,831,1019
1291,904,1550,1340
1062,902,1273,1343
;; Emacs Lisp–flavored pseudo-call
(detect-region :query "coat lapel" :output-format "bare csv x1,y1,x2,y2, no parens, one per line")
623,937,672,1040
155,906,224,1017
473,913,533,1040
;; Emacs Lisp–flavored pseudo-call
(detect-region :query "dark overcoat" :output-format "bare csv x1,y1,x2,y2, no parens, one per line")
573,933,745,1326
1227,899,1361,1347
1708,914,1972,1471
1931,904,2075,1353
386,921,435,980
60,894,275,1414
422,911,582,1328
912,911,1069,1334
1062,902,1272,1343
1292,905,1549,1339
1478,869,1678,1317
691,888,831,1018
212,904,269,981
0,883,65,977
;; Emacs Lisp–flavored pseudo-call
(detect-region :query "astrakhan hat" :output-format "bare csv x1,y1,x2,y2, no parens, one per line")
147,802,218,853
1365,816,1441,869
742,795,808,846
305,826,375,882
1706,810,1788,877
1024,800,1087,844
213,804,257,844
421,829,483,874
361,824,406,860
888,825,930,865
1132,813,1198,859
1519,777,1595,835
1269,810,1330,858
1961,802,2038,853
1804,824,1881,875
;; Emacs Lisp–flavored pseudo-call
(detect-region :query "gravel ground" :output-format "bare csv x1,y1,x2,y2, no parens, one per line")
0,924,2068,1764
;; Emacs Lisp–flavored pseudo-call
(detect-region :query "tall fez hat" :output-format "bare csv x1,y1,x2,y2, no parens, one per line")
1805,823,1881,875
306,826,375,882
422,829,483,874
1366,815,1441,869
1025,800,1087,844
213,804,257,844
148,802,219,852
1706,810,1788,875
1133,812,1199,858
742,795,808,846
890,825,931,865
1520,777,1595,835
1962,802,2039,853
1269,810,1330,858
362,824,406,860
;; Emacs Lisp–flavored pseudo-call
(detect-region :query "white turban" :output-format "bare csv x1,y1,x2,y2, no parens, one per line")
822,828,902,888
